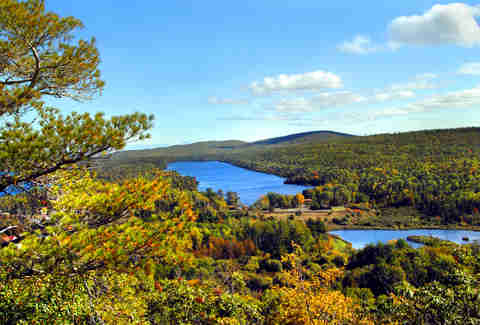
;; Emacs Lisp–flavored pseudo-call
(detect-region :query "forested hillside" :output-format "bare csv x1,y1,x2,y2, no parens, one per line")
1,1,480,324
110,127,480,225
2,168,480,324
221,128,480,224
250,130,353,146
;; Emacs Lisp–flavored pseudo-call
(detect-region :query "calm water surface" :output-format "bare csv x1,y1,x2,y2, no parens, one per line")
166,161,480,248
330,229,480,249
166,161,310,206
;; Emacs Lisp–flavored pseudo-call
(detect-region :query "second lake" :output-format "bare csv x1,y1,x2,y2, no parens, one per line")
330,229,480,249
166,161,311,206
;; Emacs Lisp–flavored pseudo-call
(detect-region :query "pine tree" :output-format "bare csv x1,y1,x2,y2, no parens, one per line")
0,0,153,193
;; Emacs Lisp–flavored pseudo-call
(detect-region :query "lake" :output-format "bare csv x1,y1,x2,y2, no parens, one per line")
165,161,480,249
166,161,311,206
330,229,480,249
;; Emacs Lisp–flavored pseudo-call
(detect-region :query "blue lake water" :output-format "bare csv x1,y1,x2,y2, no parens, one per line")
330,229,480,249
166,161,480,248
166,161,311,206
0,172,24,197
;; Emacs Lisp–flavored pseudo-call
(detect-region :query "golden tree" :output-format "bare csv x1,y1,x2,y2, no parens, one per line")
264,244,373,325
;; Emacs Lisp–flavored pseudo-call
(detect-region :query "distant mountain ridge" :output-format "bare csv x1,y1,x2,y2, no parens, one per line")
109,130,353,165
102,127,480,177
116,130,354,156
250,130,354,146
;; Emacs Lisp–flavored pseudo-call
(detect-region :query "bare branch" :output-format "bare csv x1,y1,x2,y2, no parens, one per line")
27,42,41,90
0,226,17,235
0,78,33,85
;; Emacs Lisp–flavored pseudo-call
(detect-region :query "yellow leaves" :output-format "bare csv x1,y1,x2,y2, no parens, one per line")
315,267,344,287
269,244,373,325
52,169,176,223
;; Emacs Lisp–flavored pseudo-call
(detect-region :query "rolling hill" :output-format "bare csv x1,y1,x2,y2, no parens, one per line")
250,130,354,146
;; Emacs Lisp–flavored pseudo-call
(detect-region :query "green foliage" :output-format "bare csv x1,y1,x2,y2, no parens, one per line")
377,280,480,324
0,0,153,193
253,192,303,210
306,218,327,236
1,166,479,323
2,2,480,324
260,258,283,273
226,191,240,207
146,279,264,324
222,128,480,224
110,126,480,225
233,218,313,259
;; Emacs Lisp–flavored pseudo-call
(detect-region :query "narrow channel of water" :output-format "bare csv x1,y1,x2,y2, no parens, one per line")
166,161,311,206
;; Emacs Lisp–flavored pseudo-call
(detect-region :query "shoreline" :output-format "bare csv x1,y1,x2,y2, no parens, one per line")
327,224,480,232
166,159,480,232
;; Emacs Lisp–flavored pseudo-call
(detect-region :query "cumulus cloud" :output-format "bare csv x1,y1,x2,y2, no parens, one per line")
388,3,480,47
268,81,424,114
274,92,367,113
249,70,343,95
208,97,249,105
337,35,383,55
458,62,480,75
341,3,480,54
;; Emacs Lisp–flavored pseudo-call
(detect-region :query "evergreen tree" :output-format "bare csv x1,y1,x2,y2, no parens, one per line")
0,0,153,194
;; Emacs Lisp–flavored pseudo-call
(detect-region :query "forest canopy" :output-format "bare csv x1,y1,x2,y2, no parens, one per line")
1,1,480,324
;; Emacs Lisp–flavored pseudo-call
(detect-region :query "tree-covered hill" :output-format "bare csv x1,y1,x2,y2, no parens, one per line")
109,130,353,164
222,127,480,224
249,130,353,146
106,127,480,225
2,1,480,323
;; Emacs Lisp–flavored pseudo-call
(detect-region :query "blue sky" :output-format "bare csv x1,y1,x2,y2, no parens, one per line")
45,1,480,147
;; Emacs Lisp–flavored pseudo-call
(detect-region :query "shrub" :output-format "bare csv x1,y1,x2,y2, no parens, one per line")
260,259,283,273
247,274,273,291
332,255,346,267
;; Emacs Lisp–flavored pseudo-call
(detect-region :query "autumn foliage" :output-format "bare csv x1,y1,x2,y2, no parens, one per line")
1,1,480,324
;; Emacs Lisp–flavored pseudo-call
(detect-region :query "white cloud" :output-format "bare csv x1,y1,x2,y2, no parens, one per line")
388,3,480,47
342,4,480,53
388,74,437,91
416,73,437,80
371,107,417,119
413,86,480,110
208,97,249,105
374,90,415,102
372,85,480,119
217,113,304,121
372,74,437,101
389,80,435,91
458,62,480,75
274,98,313,113
249,70,343,95
337,35,383,55
274,91,367,113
